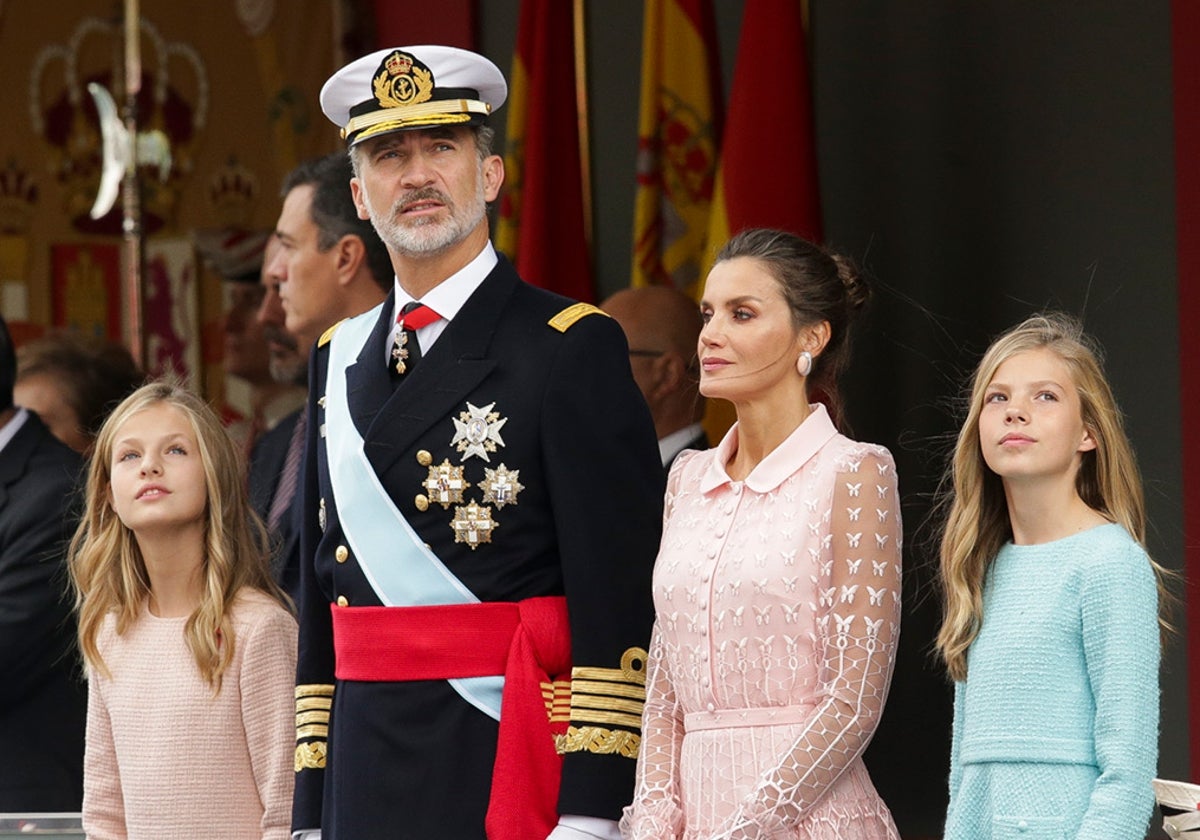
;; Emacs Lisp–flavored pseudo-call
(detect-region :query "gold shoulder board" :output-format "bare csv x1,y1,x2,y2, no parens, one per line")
548,303,608,333
318,319,346,348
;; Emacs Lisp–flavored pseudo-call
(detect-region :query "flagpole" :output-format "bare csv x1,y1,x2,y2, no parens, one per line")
121,0,145,367
572,0,592,251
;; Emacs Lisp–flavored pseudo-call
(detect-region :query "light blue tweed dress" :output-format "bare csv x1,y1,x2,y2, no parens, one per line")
944,523,1159,840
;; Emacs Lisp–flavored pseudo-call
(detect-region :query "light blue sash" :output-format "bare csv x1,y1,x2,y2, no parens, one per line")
324,307,503,720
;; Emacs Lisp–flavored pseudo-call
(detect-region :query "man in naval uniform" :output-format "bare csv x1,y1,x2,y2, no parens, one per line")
291,46,662,840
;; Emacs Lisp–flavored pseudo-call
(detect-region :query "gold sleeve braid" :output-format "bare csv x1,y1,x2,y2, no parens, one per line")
295,684,334,771
557,647,647,758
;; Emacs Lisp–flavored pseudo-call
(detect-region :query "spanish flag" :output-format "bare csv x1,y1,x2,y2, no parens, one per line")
495,0,594,301
706,0,822,253
630,0,724,297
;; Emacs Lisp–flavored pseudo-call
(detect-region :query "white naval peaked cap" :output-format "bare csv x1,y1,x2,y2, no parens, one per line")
320,45,507,146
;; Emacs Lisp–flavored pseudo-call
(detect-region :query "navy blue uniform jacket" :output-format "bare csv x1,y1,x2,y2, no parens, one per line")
292,256,662,839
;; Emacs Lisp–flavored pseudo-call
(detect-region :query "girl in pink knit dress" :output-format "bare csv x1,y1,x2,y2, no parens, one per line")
69,382,297,840
622,228,901,839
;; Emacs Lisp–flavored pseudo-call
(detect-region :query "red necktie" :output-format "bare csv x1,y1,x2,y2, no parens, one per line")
392,302,440,375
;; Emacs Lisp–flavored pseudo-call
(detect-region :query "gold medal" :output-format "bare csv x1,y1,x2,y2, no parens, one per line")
451,501,497,549
423,459,470,509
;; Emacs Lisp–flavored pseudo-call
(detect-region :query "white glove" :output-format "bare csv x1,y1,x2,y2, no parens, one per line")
547,814,623,840
291,831,321,840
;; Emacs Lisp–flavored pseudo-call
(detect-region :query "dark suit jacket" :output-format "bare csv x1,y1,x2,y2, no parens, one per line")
0,411,86,811
293,256,663,839
248,407,304,601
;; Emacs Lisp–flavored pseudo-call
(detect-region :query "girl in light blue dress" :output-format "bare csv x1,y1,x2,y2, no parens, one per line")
936,313,1171,840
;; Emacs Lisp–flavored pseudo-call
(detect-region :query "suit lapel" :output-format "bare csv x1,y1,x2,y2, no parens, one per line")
344,295,397,439
0,414,41,509
362,261,519,477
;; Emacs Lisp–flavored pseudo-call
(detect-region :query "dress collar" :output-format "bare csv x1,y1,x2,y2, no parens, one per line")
699,403,838,494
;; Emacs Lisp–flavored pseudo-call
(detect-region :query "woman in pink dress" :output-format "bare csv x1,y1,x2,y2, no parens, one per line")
622,228,902,840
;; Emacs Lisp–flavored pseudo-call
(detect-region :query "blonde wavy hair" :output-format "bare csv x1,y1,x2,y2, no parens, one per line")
69,381,288,691
936,313,1171,681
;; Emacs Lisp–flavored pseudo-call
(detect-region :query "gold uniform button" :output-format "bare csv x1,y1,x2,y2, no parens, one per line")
416,450,433,466
336,596,348,607
335,545,349,563
414,494,430,512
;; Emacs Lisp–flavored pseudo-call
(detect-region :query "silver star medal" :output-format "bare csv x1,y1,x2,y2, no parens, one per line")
452,401,507,462
481,464,523,508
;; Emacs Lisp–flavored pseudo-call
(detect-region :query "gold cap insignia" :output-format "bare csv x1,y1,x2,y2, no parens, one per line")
373,50,434,110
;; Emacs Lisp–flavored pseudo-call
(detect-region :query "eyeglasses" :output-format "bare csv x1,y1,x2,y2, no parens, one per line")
628,349,664,358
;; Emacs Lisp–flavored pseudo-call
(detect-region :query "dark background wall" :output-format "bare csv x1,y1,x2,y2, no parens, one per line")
482,3,1187,837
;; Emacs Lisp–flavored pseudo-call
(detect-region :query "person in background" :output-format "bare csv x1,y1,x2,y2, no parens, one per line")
0,314,87,812
70,381,296,839
14,332,143,455
937,313,1167,839
291,45,661,840
601,285,708,470
622,228,902,839
263,151,393,356
250,155,392,601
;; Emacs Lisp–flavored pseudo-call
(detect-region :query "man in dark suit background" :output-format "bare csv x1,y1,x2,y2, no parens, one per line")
291,46,662,840
250,155,391,600
601,285,709,470
0,314,86,811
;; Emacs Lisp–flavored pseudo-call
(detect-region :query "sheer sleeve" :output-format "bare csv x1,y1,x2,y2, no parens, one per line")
619,619,685,839
619,452,697,840
713,448,902,838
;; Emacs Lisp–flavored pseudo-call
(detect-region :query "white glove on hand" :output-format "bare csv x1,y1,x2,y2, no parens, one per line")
547,814,623,840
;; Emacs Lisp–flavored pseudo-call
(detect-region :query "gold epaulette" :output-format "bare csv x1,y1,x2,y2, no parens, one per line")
318,320,345,348
556,647,647,758
295,683,334,771
548,303,607,333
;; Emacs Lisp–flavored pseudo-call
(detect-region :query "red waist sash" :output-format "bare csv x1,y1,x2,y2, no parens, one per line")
330,596,571,840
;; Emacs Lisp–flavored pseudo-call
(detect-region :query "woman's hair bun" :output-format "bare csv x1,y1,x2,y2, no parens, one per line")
830,252,870,313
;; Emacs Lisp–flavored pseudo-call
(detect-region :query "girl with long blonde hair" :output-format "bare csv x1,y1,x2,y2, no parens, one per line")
937,313,1167,839
70,381,296,840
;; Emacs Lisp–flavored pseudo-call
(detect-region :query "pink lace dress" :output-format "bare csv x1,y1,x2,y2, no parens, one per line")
621,405,902,840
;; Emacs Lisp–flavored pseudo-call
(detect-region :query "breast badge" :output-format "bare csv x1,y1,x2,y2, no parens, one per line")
451,501,496,549
452,401,507,462
424,460,470,508
416,401,524,549
481,464,523,508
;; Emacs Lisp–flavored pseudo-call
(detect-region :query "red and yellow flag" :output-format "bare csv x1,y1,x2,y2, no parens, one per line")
706,0,822,253
495,0,593,301
630,0,723,297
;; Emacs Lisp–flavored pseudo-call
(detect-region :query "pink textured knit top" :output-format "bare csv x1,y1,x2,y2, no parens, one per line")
82,589,297,840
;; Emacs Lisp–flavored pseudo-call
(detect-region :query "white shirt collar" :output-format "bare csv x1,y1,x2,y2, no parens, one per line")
0,407,29,454
658,422,706,467
389,241,498,354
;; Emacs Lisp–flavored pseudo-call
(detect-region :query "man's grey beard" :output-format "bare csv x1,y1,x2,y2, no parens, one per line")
365,180,487,257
